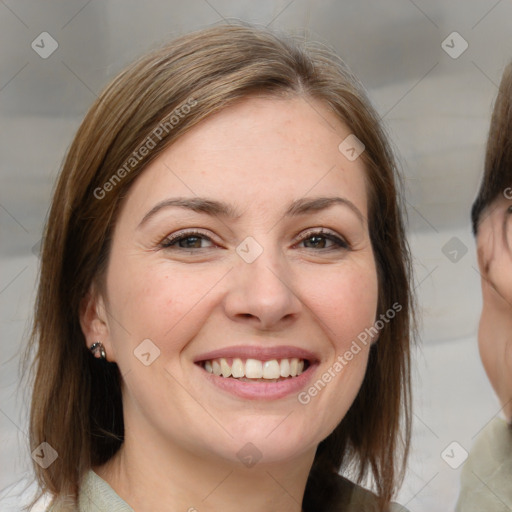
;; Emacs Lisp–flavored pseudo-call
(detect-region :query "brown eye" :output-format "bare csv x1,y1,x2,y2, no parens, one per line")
161,231,214,250
175,236,204,249
298,230,349,250
303,235,329,249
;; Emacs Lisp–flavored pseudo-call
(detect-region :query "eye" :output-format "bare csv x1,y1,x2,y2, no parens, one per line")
158,228,349,252
160,230,215,250
297,229,349,250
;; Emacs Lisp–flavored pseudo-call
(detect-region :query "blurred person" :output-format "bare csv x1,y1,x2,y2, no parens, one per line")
23,23,414,512
455,61,512,511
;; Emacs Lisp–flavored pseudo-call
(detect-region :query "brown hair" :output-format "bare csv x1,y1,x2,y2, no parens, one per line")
472,60,512,234
24,22,413,511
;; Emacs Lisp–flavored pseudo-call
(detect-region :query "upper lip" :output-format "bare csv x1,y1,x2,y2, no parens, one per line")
193,345,320,363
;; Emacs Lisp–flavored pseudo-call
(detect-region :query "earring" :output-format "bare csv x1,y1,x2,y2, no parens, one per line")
90,342,106,360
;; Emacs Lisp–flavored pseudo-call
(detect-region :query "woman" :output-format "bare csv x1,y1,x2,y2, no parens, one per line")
25,23,413,511
455,61,512,511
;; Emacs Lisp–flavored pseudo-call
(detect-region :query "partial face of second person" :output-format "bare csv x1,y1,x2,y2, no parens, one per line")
82,96,379,470
476,195,512,422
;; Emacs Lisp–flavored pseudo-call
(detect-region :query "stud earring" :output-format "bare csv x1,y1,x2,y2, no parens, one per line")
90,342,106,360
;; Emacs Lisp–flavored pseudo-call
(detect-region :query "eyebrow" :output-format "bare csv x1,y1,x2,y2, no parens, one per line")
137,196,365,229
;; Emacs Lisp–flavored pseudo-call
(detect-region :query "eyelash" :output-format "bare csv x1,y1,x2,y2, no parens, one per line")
299,229,350,250
159,228,349,251
159,230,214,250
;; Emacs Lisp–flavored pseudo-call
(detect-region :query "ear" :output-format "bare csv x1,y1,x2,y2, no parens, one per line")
79,282,115,362
476,222,493,278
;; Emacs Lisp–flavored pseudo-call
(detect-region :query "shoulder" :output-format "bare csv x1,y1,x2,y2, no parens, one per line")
47,469,410,512
336,475,409,512
77,469,134,512
305,470,410,512
44,470,133,511
455,417,512,511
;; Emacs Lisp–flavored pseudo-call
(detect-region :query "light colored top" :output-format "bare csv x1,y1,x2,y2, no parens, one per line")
455,416,512,511
45,470,134,511
46,469,409,511
78,470,134,511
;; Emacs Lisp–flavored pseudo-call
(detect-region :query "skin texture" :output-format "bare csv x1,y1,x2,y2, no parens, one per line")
476,194,512,423
80,96,379,512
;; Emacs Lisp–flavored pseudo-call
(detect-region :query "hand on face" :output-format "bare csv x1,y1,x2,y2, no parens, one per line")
476,195,512,422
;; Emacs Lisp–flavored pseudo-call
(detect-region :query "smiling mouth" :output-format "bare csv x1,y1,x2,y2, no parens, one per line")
197,357,310,382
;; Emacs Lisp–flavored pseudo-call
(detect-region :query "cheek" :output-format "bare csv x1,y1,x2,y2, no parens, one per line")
105,258,172,342
106,258,225,349
304,262,379,347
294,262,378,435
478,310,501,390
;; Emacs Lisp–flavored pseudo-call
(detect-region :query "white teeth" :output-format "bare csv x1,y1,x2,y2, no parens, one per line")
201,357,307,379
220,358,231,377
245,359,263,378
290,358,299,377
212,360,222,376
263,360,280,379
231,358,244,378
280,359,290,377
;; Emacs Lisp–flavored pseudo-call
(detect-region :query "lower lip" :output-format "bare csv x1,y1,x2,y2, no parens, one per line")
196,362,318,400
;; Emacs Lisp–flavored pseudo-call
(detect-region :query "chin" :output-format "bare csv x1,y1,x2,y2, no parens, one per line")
214,429,315,466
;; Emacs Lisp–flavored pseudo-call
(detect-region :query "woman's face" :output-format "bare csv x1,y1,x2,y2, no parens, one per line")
476,195,512,422
85,96,379,466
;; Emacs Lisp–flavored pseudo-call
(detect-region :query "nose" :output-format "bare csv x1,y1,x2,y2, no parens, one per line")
223,244,302,330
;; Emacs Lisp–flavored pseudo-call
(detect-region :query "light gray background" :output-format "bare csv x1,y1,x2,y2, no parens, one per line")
1,1,512,510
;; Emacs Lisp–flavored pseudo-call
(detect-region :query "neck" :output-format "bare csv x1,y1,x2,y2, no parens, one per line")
94,416,314,512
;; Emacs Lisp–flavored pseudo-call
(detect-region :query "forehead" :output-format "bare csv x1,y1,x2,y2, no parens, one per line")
121,96,370,222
